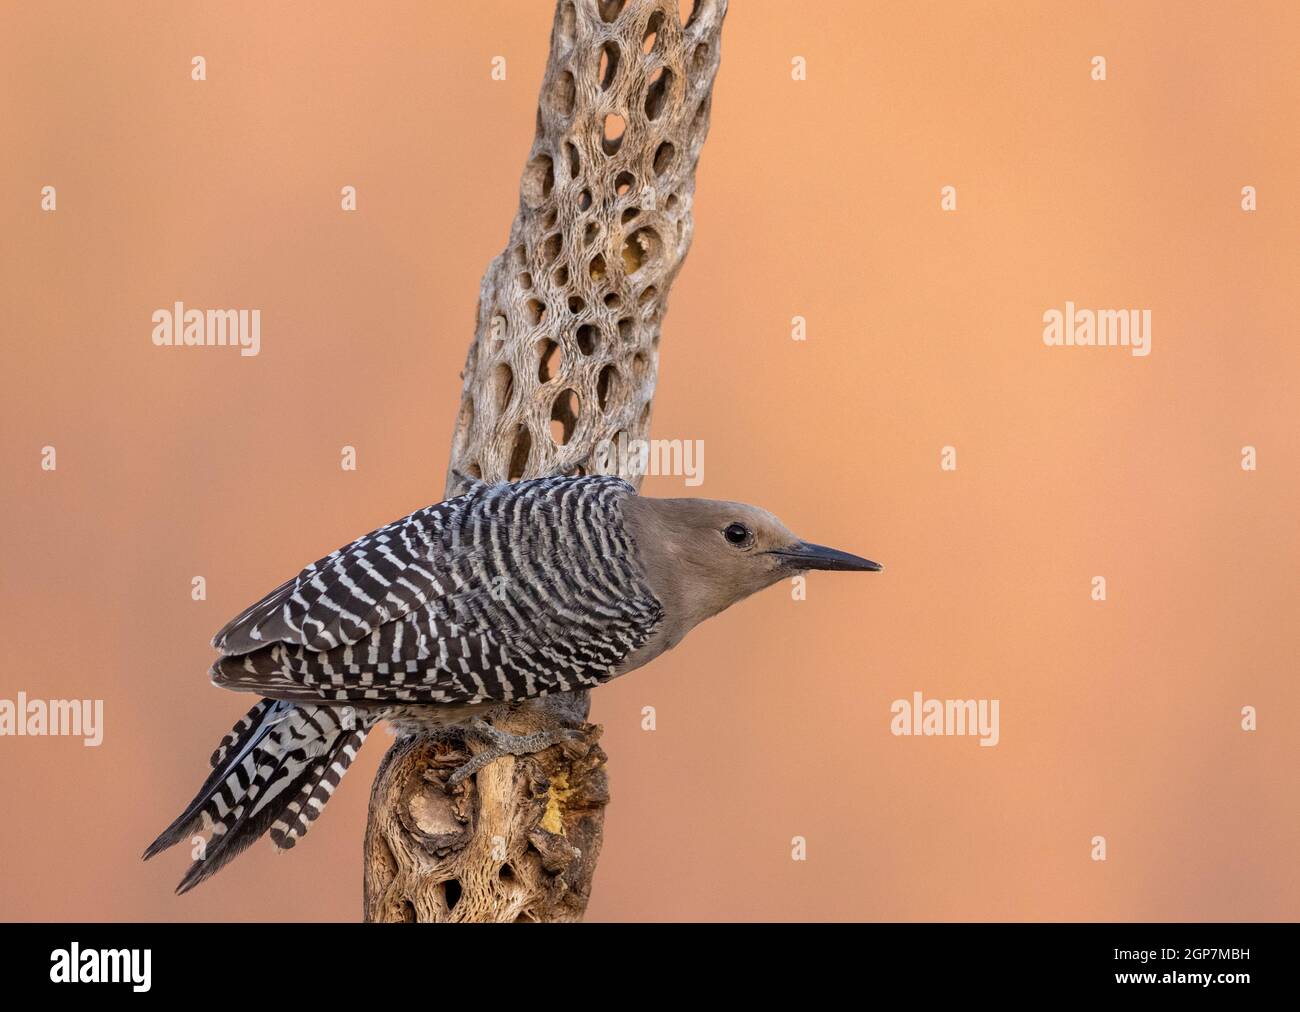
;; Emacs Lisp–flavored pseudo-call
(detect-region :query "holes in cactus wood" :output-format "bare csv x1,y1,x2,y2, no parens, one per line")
543,233,563,264
523,153,554,208
691,41,710,77
588,253,607,281
583,222,599,247
642,11,663,53
638,285,658,306
597,0,625,23
644,67,673,121
621,206,640,225
598,42,620,90
597,365,619,411
622,227,660,275
526,299,546,325
615,171,635,195
553,264,569,287
542,207,558,230
653,141,675,177
632,352,648,380
493,363,514,412
576,324,599,355
443,878,462,912
601,113,625,156
565,141,580,178
553,71,575,117
578,188,592,211
519,271,533,290
537,338,560,383
618,317,634,343
620,242,641,274
549,389,580,445
507,425,532,480
568,295,586,314
604,292,622,309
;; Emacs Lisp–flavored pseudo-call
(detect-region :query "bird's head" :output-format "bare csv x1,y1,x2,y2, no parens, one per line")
623,495,881,628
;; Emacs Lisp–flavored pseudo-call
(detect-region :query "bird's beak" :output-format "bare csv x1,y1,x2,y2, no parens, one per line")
769,541,883,573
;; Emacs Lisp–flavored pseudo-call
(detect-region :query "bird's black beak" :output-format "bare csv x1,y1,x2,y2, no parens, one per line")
769,542,883,573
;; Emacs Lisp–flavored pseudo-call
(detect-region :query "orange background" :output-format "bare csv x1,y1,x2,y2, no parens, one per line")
2,0,1297,921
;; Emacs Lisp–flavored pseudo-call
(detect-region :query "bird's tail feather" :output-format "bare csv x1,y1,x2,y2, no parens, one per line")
143,698,373,894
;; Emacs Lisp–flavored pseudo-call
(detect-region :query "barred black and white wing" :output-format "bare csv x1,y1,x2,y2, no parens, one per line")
209,476,664,706
212,495,468,655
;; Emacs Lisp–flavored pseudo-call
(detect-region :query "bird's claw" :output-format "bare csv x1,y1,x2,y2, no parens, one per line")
446,718,585,786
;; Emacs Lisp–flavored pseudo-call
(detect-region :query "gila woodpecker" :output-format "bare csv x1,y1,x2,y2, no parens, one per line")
144,474,880,893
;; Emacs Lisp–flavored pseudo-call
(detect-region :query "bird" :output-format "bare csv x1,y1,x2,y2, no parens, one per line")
144,472,881,893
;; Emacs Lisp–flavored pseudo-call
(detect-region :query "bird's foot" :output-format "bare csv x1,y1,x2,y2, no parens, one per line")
446,717,585,786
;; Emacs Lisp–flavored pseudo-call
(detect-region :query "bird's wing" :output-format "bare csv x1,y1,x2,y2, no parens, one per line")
210,476,664,706
212,494,471,655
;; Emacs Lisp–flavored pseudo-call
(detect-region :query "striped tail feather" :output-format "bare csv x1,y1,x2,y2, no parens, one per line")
268,718,369,851
143,699,374,894
142,698,288,860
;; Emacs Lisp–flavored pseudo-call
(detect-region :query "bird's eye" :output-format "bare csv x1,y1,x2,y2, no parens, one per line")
723,522,753,548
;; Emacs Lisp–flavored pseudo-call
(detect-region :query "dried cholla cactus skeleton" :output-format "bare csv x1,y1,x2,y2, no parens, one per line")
362,0,728,922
